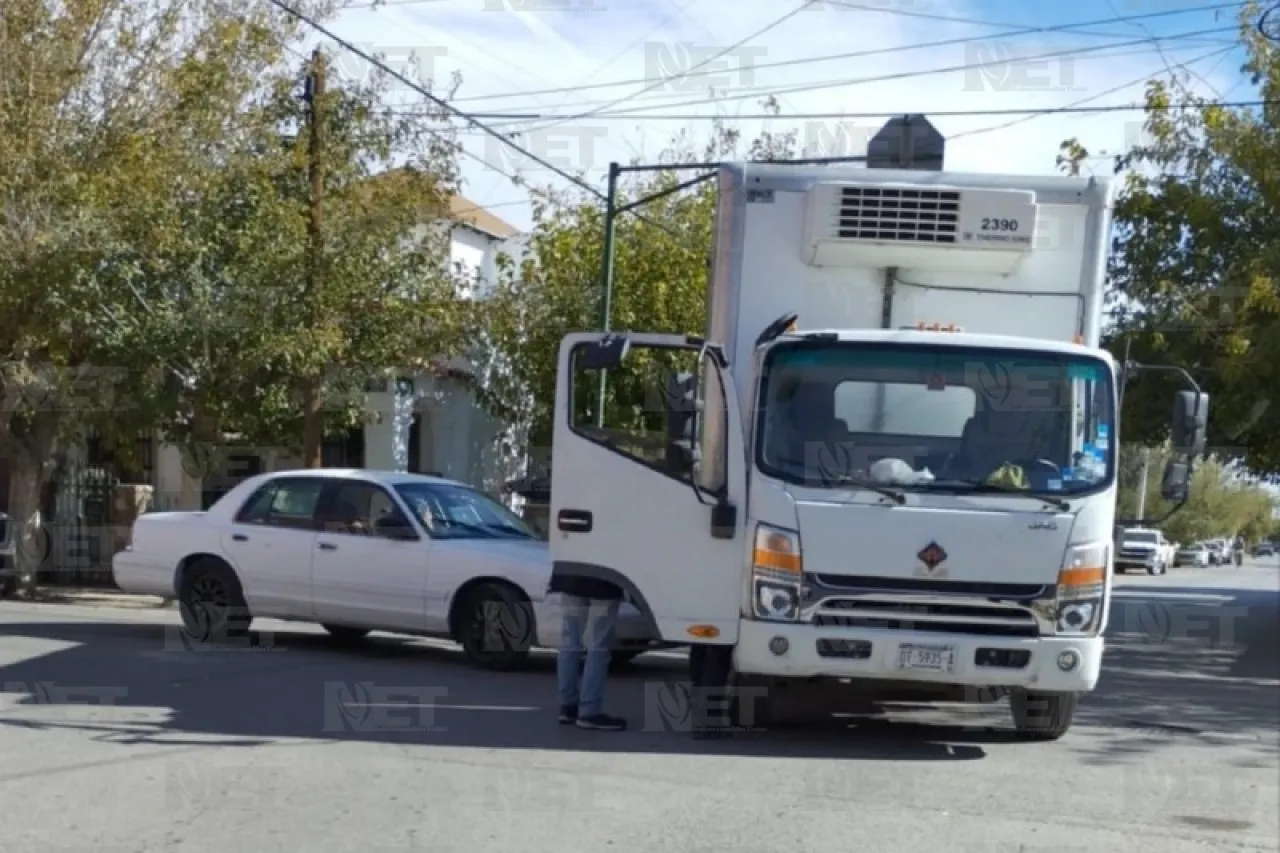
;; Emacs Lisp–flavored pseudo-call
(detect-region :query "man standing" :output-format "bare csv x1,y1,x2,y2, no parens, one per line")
552,572,627,731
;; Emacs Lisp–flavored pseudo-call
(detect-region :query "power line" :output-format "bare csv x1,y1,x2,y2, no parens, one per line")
945,44,1238,143
425,97,1268,126
491,26,1240,119
445,1,1246,105
259,0,707,255
517,0,819,136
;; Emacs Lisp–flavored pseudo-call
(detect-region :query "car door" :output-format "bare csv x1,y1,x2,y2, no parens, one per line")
311,479,430,632
550,332,748,646
221,476,326,619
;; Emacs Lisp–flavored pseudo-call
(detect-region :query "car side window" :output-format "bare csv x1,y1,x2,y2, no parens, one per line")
263,479,326,531
321,481,409,537
235,484,278,525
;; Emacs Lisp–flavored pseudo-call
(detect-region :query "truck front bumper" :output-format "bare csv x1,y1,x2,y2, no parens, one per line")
734,619,1103,693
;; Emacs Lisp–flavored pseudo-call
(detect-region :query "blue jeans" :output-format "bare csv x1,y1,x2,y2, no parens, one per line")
556,594,620,717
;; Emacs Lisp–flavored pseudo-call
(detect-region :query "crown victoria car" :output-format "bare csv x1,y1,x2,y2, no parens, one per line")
111,470,660,669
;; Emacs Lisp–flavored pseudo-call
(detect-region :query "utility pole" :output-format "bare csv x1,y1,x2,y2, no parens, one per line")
1135,446,1150,520
302,48,326,468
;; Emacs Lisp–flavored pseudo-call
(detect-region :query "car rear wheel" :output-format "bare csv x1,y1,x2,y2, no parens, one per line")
179,560,250,643
458,582,534,671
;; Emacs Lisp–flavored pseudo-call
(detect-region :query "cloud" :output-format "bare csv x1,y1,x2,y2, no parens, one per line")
324,0,1246,231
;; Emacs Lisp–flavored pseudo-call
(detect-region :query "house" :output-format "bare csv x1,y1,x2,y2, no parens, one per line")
149,193,527,510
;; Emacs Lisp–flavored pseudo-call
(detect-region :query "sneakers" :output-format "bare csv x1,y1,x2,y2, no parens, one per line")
576,713,627,731
558,705,578,725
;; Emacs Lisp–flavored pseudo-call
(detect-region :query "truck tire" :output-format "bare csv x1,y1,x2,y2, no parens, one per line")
457,582,534,671
178,559,251,643
1010,689,1077,740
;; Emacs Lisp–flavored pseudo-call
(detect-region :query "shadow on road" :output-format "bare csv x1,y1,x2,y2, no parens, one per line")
0,619,1004,764
0,578,1274,764
1072,584,1280,763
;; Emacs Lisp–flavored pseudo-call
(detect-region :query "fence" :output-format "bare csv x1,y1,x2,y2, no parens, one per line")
39,465,121,587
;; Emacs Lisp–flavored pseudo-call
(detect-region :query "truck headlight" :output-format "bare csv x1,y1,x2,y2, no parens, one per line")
1056,542,1107,635
752,523,802,622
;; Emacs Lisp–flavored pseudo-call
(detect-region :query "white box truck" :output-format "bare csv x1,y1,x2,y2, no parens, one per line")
549,159,1207,740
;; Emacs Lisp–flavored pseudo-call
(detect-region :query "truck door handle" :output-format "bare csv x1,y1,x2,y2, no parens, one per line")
231,534,248,542
557,509,593,533
318,542,338,551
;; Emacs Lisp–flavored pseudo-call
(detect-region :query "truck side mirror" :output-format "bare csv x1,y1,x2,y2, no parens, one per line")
1160,458,1190,503
1171,391,1208,455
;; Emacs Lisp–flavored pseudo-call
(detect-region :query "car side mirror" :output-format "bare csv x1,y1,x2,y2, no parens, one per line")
374,515,418,540
1171,391,1209,455
1160,459,1190,503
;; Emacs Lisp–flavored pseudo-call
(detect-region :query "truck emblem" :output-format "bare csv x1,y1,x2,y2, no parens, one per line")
1028,520,1058,530
917,542,947,570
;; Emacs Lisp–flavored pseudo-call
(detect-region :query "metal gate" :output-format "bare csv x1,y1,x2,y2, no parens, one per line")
42,465,119,586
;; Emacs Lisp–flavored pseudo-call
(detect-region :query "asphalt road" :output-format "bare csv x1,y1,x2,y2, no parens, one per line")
0,562,1276,853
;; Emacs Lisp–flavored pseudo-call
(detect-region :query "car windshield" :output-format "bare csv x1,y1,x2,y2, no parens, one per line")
1126,531,1158,543
394,482,536,540
755,340,1116,497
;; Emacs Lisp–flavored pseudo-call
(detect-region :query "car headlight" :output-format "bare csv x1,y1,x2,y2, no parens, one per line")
752,523,802,622
1056,541,1107,635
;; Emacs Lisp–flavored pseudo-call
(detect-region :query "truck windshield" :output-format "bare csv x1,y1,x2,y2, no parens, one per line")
755,341,1116,497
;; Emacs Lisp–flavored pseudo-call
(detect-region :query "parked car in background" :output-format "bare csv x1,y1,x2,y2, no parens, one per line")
1252,542,1274,558
1174,542,1211,568
1115,527,1170,575
112,469,666,670
1205,539,1231,565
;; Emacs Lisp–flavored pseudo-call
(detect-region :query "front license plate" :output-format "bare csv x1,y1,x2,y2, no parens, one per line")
897,644,955,673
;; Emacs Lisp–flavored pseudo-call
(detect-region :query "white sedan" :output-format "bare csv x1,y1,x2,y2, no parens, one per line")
112,469,662,670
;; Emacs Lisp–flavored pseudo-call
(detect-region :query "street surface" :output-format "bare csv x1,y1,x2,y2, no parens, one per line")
0,561,1276,853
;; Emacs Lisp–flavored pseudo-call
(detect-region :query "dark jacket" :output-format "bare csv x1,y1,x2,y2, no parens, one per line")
549,570,623,601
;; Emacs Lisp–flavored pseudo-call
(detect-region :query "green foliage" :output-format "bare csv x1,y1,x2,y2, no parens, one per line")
1117,443,1277,543
479,112,795,452
1059,4,1280,471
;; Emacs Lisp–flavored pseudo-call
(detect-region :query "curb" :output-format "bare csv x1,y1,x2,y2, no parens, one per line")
22,589,175,609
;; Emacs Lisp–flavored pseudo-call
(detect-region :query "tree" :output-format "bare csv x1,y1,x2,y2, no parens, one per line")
0,0,335,592
1058,3,1280,471
109,50,467,469
1117,443,1277,543
479,113,796,459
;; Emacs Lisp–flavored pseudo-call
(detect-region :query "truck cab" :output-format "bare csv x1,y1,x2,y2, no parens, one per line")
550,160,1206,740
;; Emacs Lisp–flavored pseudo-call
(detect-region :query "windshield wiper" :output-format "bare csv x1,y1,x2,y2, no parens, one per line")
828,476,906,505
927,478,1070,512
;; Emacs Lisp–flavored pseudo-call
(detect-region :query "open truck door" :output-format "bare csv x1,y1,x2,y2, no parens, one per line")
550,332,748,645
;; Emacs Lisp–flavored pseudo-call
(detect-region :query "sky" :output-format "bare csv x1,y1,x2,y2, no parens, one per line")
308,0,1252,232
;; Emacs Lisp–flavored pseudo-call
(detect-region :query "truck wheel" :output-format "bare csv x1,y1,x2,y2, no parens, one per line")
457,582,534,671
1010,689,1077,740
178,559,250,643
323,625,371,644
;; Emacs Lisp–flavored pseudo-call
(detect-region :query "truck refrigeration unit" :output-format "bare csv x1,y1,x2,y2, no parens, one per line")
548,118,1208,740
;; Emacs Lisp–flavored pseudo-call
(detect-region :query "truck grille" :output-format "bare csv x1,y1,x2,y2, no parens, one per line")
836,186,960,244
806,575,1049,637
